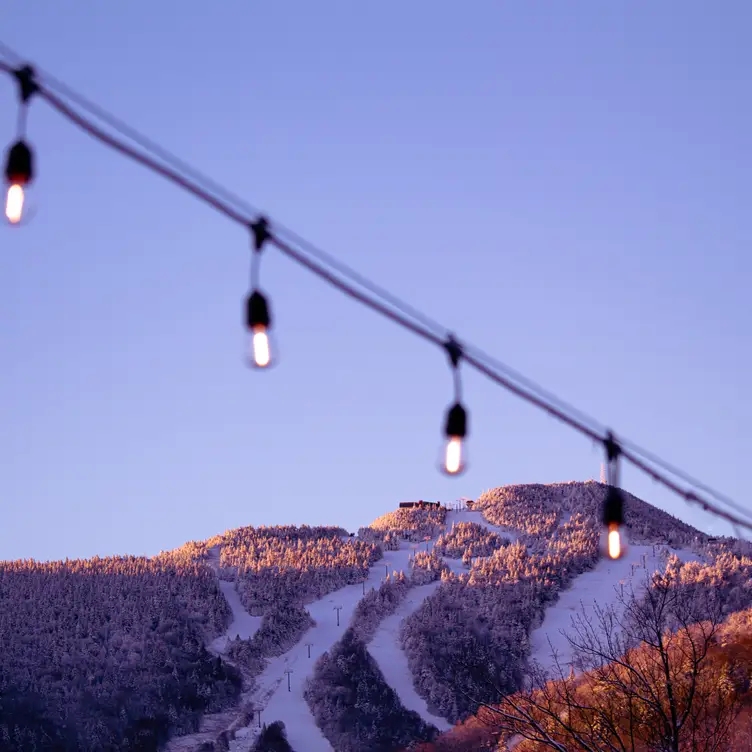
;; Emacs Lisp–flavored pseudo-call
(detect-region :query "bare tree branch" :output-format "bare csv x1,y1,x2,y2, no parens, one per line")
470,572,741,752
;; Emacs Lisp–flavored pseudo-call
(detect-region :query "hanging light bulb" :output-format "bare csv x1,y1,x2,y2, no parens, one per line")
438,337,468,476
601,485,627,560
4,67,38,226
245,290,274,368
441,402,468,475
600,432,627,560
4,140,33,225
243,217,275,368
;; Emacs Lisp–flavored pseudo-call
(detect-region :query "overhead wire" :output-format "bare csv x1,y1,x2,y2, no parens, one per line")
1,52,749,535
37,85,446,347
0,40,447,340
0,50,665,448
461,344,609,437
617,440,752,523
7,43,734,497
465,343,752,525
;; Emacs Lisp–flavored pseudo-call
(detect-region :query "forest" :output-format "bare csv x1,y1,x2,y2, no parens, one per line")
0,525,376,750
2,482,751,751
305,628,438,752
0,554,240,750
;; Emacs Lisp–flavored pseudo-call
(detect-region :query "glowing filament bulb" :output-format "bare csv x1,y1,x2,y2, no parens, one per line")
601,482,626,560
5,184,24,224
440,402,468,476
607,524,622,560
444,437,463,474
251,326,271,368
4,140,34,224
245,291,274,369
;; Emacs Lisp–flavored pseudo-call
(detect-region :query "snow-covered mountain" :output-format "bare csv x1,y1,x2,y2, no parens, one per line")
2,481,750,752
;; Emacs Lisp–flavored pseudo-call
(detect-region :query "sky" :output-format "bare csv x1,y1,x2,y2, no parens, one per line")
1,2,749,562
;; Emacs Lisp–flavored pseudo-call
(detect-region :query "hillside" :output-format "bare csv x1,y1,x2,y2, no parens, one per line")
1,481,750,751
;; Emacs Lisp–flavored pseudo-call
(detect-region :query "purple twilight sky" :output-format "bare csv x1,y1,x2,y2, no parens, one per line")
1,1,749,561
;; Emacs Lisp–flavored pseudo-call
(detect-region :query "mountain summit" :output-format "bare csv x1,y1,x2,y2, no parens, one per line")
1,481,750,752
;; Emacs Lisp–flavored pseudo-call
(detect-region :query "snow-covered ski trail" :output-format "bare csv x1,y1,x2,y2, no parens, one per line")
231,547,416,751
205,545,263,652
529,544,703,674
368,579,451,730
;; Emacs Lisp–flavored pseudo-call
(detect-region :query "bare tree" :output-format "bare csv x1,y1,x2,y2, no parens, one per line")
476,573,741,752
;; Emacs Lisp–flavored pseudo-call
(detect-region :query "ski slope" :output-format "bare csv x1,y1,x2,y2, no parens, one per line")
193,500,709,750
368,579,451,731
210,579,263,654
205,545,263,653
529,544,703,674
231,546,416,751
358,508,521,732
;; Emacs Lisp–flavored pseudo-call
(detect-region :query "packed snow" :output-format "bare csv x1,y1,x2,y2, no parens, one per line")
368,579,451,731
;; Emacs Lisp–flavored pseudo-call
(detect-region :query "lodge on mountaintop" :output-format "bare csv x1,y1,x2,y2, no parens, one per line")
398,500,443,510
398,498,476,511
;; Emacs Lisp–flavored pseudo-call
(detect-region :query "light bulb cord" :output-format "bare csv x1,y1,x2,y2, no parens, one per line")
445,336,464,404
249,217,270,292
11,65,37,140
604,431,621,488
1,47,750,535
250,250,260,292
16,104,27,139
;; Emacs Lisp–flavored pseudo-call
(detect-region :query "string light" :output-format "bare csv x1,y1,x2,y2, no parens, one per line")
245,217,274,369
4,146,30,223
601,432,627,560
440,337,468,476
4,65,37,224
0,49,748,536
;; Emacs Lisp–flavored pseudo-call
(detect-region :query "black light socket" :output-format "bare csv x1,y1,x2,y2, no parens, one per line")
5,140,33,185
602,485,624,527
246,291,271,329
444,402,468,439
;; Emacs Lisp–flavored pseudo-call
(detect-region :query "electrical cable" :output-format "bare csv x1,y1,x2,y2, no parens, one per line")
464,344,752,524
0,50,679,452
0,40,446,340
6,44,731,510
8,44,739,516
1,53,748,535
35,80,446,348
617,439,752,523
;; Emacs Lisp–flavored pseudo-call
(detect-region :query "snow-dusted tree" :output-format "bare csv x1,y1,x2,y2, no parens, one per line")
305,628,437,752
252,720,295,751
